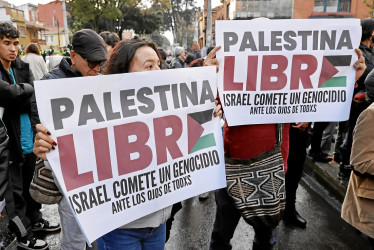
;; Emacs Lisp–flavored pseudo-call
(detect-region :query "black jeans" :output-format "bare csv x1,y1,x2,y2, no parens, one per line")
310,122,330,155
8,153,42,232
210,188,275,250
0,121,9,201
341,101,369,165
286,125,308,210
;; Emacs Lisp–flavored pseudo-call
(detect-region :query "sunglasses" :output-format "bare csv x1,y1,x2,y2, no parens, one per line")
86,59,106,69
77,52,106,68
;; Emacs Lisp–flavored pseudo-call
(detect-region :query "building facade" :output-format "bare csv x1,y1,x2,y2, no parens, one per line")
19,3,46,45
293,0,371,19
198,0,372,48
0,5,29,46
38,0,70,48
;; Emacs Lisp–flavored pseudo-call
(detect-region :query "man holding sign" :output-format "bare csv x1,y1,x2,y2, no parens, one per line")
208,18,365,250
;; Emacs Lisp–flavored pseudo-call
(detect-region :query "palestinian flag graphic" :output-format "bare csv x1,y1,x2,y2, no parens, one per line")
318,55,352,88
187,108,216,154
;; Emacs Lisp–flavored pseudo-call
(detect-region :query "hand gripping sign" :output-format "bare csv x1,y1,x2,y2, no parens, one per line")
34,67,225,243
215,19,361,126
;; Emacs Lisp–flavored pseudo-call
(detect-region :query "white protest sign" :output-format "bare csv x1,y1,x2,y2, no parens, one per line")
215,19,361,126
34,67,225,243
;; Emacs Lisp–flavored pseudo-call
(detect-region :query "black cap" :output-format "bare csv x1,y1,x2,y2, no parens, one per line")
72,29,107,62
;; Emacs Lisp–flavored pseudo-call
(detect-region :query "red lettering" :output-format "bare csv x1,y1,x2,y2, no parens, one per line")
58,134,94,191
261,55,288,91
224,56,243,91
114,122,152,175
93,128,113,181
290,55,317,90
246,56,258,91
154,115,183,165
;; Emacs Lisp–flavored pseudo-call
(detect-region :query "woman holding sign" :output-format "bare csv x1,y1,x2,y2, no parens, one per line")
33,38,223,250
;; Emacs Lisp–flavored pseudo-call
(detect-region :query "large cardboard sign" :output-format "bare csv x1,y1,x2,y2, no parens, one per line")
34,67,225,243
215,19,361,126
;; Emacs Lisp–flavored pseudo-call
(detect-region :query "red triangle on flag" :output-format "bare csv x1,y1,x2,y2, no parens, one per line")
187,115,204,153
318,57,339,87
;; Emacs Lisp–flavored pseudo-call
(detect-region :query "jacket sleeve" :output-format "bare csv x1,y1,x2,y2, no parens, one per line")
39,57,48,77
365,68,374,104
0,124,9,201
350,105,374,175
0,79,34,107
27,69,41,130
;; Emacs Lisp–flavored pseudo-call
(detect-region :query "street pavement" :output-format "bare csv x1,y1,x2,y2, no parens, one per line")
165,179,370,250
1,176,370,250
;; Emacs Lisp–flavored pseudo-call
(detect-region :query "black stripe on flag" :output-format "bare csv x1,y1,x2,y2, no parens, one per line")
189,108,214,124
325,55,351,66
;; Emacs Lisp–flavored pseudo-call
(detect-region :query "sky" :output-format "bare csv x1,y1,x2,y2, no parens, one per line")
7,0,222,44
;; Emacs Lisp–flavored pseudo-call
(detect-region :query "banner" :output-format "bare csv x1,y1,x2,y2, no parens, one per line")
215,19,361,126
34,67,225,243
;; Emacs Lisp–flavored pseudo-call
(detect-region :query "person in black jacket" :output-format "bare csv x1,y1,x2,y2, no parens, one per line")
0,118,8,219
0,22,61,250
337,18,374,176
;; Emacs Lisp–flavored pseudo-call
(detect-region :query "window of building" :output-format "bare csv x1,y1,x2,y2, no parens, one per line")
234,0,292,19
18,26,26,37
45,35,55,43
31,11,36,22
314,0,351,12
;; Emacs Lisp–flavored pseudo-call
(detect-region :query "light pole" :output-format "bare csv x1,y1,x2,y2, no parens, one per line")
206,0,212,47
62,0,69,46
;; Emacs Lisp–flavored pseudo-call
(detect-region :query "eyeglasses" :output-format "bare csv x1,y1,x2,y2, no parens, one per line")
77,52,106,68
86,59,106,69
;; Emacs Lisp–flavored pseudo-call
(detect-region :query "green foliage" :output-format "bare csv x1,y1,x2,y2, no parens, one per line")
67,0,121,32
117,4,163,35
363,0,374,15
67,0,169,39
156,0,196,46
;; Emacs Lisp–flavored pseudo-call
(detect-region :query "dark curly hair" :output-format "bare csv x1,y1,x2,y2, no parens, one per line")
0,22,19,39
361,18,374,42
99,31,120,48
104,38,162,74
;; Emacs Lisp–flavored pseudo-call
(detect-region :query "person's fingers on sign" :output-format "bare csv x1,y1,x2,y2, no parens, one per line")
354,48,366,82
214,100,223,119
33,123,57,161
203,46,221,72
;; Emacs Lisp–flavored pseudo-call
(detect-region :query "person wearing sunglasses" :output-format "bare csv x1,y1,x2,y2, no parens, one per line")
43,29,107,79
38,29,108,250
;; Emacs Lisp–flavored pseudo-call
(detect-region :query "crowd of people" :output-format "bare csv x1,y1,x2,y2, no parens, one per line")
0,17,373,250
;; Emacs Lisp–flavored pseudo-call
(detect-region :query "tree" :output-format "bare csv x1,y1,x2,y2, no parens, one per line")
145,31,171,47
363,0,374,15
67,0,122,32
158,0,195,46
116,4,163,38
67,0,169,38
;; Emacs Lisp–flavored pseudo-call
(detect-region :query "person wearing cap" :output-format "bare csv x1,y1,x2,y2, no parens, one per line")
37,29,108,250
172,46,186,68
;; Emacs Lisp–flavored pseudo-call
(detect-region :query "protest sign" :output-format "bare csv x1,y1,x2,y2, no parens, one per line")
215,19,361,126
34,67,225,243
